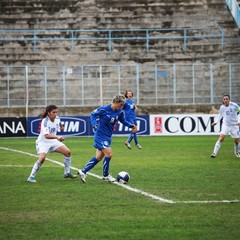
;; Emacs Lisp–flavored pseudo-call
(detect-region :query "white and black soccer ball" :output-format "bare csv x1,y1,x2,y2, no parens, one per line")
117,171,130,184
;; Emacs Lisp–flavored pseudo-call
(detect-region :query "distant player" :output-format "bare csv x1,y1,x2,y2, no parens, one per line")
77,94,137,183
27,105,77,183
211,95,240,158
123,90,142,149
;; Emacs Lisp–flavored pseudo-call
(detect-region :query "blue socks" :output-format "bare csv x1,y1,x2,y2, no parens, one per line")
103,157,111,177
82,157,99,173
127,132,138,145
82,156,112,177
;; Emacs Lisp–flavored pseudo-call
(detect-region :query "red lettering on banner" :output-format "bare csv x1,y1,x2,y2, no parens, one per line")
154,117,162,133
38,121,42,133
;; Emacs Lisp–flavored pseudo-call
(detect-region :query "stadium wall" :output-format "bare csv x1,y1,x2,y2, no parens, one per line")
0,0,240,65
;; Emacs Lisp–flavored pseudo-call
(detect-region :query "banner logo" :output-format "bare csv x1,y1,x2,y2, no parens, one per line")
114,116,149,135
30,117,87,136
154,117,162,133
0,118,26,137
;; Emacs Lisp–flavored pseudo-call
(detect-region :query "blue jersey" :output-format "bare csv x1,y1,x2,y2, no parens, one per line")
91,104,133,138
123,99,136,123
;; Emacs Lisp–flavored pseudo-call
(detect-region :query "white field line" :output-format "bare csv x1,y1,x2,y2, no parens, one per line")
0,164,34,167
0,165,61,168
0,146,239,204
178,200,240,203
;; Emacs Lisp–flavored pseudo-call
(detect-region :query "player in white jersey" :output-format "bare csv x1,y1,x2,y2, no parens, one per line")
27,105,77,183
211,95,240,158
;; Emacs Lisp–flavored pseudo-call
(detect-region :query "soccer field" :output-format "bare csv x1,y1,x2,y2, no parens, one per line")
0,136,240,240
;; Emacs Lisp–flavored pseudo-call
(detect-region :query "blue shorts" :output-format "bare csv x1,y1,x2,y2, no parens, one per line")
94,133,112,149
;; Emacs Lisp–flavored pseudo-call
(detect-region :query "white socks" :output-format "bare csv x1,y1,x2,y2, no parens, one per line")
213,141,221,155
30,160,42,177
64,157,71,174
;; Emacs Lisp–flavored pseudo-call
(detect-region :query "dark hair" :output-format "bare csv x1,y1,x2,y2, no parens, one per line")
42,105,57,118
223,94,230,100
124,90,133,98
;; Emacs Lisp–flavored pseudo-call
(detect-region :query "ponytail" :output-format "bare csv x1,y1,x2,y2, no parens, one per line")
41,105,57,118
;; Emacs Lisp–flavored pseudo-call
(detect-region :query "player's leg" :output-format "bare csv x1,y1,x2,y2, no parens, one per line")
55,145,77,178
230,126,240,157
101,148,115,182
125,133,133,149
27,152,46,183
82,150,103,173
211,125,229,158
133,132,142,149
78,149,104,183
211,134,225,158
233,138,240,157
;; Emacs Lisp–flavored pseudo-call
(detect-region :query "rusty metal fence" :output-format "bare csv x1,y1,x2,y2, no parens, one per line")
0,63,239,109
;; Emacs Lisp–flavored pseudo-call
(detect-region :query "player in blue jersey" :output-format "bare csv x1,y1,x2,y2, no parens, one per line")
211,95,240,158
123,90,142,150
27,105,77,183
78,94,137,183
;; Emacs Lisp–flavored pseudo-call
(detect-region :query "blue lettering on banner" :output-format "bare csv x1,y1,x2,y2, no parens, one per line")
113,116,149,135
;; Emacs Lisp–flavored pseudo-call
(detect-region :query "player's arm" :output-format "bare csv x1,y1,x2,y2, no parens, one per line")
42,125,64,141
59,121,64,132
236,107,240,126
45,133,64,141
119,111,137,132
211,107,223,126
90,107,104,131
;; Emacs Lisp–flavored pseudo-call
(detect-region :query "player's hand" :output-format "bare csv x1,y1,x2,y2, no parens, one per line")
59,122,64,132
58,136,64,141
93,125,98,133
236,122,240,126
131,125,138,133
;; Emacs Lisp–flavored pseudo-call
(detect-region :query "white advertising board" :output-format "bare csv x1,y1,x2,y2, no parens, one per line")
150,114,221,136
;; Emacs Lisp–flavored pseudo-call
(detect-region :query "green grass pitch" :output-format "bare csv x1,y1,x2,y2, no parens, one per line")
0,136,240,240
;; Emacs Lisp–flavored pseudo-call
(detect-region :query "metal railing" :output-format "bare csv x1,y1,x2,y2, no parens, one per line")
0,27,225,53
225,0,240,28
0,63,239,109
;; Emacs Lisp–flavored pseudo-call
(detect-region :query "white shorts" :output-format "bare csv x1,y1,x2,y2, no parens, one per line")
36,139,65,154
220,124,240,138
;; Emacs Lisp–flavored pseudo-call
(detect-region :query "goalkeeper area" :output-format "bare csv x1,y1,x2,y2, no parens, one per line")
0,136,240,239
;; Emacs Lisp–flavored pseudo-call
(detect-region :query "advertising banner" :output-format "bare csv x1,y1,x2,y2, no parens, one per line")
113,115,150,136
1,114,223,137
0,117,27,137
150,114,220,136
27,115,150,137
27,116,91,137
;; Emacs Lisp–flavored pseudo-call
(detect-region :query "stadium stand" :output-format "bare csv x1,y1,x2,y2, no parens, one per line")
0,0,239,66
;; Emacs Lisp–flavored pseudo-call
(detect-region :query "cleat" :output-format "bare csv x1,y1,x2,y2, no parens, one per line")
211,153,216,158
78,169,86,183
136,144,142,149
27,176,36,183
102,174,116,182
125,142,132,149
64,172,77,178
235,152,240,158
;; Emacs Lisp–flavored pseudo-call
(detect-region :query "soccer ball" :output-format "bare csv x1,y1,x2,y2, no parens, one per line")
117,171,130,184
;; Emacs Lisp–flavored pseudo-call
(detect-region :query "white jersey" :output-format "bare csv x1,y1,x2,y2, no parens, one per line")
216,101,240,126
36,116,61,144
